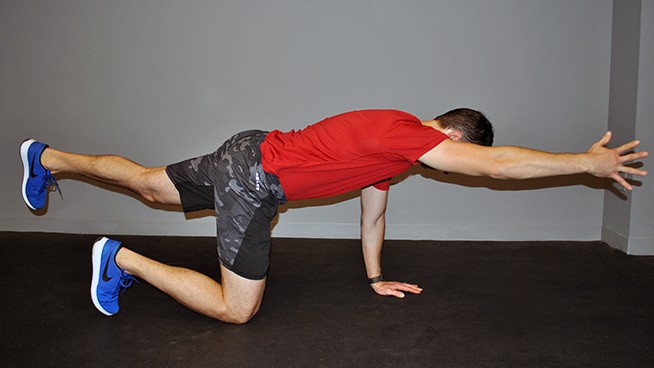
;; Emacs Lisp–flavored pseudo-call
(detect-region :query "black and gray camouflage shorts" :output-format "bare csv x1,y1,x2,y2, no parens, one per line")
165,130,286,280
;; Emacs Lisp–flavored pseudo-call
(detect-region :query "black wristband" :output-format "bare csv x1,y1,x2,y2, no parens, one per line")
368,275,384,284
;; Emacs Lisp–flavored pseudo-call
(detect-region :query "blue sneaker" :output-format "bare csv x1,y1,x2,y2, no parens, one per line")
91,237,136,316
20,139,60,210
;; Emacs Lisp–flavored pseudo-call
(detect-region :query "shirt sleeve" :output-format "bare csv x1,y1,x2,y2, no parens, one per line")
381,121,449,163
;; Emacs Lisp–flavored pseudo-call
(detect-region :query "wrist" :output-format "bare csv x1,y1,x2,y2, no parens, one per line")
579,152,594,175
368,275,384,284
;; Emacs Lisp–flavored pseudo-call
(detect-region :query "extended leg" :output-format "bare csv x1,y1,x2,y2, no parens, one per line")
116,247,265,324
41,147,180,205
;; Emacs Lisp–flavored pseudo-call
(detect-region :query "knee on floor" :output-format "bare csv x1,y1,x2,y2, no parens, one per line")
222,309,257,325
212,304,259,325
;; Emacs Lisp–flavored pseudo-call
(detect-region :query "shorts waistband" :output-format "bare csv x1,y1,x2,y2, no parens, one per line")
239,130,288,205
263,170,287,204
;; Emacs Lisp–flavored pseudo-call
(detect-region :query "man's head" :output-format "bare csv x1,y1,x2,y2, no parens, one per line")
434,108,494,146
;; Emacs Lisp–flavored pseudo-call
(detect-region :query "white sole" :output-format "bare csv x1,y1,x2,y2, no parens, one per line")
90,237,114,316
20,139,37,210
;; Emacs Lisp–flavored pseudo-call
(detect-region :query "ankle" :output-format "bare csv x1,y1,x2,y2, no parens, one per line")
40,148,56,173
115,247,135,275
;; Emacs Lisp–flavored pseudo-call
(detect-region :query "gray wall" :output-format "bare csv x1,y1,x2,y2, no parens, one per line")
602,0,654,254
2,1,622,241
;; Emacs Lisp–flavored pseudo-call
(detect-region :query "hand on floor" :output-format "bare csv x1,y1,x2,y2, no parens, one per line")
371,280,423,298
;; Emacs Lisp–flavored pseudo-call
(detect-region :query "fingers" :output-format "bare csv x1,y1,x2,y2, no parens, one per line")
617,151,648,180
585,131,648,188
388,290,406,298
588,133,605,152
592,133,645,158
393,282,423,295
596,131,612,147
619,150,649,164
615,139,642,155
374,281,423,298
588,131,613,154
612,164,648,191
619,165,648,177
610,173,633,191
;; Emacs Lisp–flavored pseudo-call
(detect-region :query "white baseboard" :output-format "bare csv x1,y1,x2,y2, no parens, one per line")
601,227,654,255
3,217,600,241
601,226,629,253
625,237,654,255
271,222,599,240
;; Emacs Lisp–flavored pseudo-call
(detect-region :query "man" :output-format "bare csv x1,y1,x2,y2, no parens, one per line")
20,108,647,324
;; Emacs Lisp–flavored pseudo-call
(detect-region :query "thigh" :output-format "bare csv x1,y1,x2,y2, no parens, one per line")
220,263,266,322
216,191,278,279
213,131,278,279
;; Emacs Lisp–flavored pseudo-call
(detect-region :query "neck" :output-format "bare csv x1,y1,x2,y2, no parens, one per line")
422,119,460,141
421,119,443,132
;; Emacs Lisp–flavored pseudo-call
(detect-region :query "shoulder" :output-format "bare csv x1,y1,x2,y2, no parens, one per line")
361,109,420,122
330,109,419,122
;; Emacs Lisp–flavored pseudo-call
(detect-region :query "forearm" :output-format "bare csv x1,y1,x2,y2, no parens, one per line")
492,146,589,180
359,187,423,298
361,211,424,298
361,214,385,278
360,186,388,279
419,140,591,179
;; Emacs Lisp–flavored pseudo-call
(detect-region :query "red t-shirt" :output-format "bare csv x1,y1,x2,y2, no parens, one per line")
260,109,448,201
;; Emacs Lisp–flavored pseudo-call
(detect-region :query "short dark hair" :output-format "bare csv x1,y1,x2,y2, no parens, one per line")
435,108,494,146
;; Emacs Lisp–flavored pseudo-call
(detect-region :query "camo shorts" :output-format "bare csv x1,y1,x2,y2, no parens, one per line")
165,130,287,280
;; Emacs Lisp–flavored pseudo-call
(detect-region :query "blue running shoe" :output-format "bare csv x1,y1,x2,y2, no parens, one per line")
91,237,136,316
20,139,60,210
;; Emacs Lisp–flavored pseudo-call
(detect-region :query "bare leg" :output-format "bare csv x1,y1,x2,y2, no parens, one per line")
116,247,265,324
41,147,180,205
41,147,265,323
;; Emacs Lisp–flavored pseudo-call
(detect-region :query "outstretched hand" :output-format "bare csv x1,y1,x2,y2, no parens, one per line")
371,280,423,298
586,131,648,190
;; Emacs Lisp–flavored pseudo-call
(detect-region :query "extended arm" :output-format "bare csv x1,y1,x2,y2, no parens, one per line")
419,131,648,189
360,185,422,298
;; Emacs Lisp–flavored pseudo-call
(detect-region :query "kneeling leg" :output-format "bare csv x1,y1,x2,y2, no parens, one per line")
117,248,265,324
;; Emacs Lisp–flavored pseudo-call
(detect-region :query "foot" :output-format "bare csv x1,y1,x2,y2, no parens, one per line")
91,237,137,316
20,139,59,210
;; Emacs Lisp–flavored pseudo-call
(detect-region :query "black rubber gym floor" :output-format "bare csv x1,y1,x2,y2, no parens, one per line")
2,232,653,367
